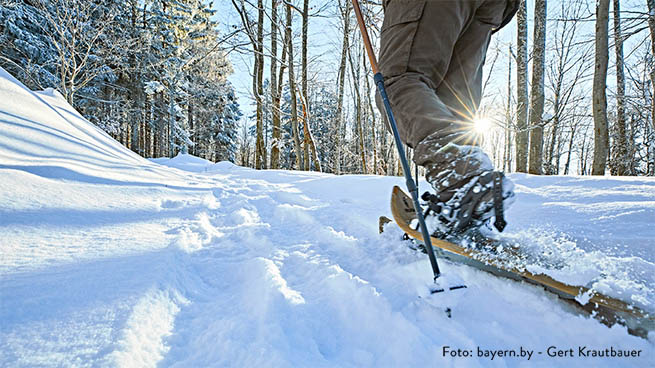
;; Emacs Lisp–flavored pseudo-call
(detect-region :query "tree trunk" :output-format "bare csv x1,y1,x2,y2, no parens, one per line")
515,0,529,172
528,0,547,175
275,0,290,169
334,0,350,175
611,0,628,175
168,86,175,157
299,89,322,171
546,114,558,174
364,59,378,175
592,0,610,175
555,134,562,174
270,0,281,169
286,2,304,170
301,0,310,170
347,38,367,174
546,64,562,175
504,44,512,173
187,101,193,155
581,127,590,175
563,122,577,175
252,58,262,167
255,0,266,169
646,0,655,172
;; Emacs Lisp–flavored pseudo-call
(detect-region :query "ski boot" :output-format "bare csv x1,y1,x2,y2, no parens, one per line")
415,140,515,238
421,170,515,238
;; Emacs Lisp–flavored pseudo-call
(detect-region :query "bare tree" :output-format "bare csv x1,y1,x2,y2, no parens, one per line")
299,0,321,172
610,0,629,175
563,118,582,175
270,0,281,169
504,44,513,173
286,0,304,170
592,0,610,175
238,121,253,167
347,35,367,173
256,0,266,169
647,0,655,141
40,0,123,104
334,0,351,175
301,0,311,170
515,0,529,172
299,88,321,171
528,0,547,175
231,0,266,169
544,0,591,175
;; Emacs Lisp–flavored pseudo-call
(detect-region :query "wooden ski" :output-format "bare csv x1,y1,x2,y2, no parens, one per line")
389,185,653,337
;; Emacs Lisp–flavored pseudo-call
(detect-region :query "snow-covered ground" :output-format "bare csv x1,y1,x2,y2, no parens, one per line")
1,67,654,367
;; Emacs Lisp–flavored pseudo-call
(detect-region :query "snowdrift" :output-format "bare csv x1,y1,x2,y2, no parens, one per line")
1,67,654,366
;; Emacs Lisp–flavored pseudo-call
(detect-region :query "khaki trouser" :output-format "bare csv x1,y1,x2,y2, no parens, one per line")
377,0,515,167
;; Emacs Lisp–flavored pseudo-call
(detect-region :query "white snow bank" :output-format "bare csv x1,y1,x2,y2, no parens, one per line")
151,153,215,173
0,68,193,188
152,153,242,174
1,67,653,367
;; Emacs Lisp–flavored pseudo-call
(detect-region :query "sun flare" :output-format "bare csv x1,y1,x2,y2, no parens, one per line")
473,117,492,134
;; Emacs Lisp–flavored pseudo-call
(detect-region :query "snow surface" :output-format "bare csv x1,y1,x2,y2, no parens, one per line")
1,67,654,367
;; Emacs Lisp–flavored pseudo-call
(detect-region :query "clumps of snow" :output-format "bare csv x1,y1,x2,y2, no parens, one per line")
35,87,65,101
144,81,165,96
507,228,654,313
200,194,221,210
324,226,357,243
273,190,317,207
258,258,306,306
273,203,316,225
174,225,204,253
108,288,188,367
159,193,221,211
196,212,225,242
585,257,655,311
232,208,265,227
576,289,595,305
171,212,225,253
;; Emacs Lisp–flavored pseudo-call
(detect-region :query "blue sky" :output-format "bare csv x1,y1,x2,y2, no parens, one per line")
213,0,342,120
211,0,648,127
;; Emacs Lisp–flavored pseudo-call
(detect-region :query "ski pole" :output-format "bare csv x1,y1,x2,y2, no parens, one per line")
351,0,442,280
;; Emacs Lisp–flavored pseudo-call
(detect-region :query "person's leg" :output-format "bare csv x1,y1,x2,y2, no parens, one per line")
387,0,515,232
438,0,506,124
377,0,479,149
414,0,508,200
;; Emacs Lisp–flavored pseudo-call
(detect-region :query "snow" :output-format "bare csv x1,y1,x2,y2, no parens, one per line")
1,67,654,366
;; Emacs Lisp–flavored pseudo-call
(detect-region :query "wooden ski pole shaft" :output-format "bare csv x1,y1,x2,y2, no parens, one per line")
351,0,379,74
351,0,442,280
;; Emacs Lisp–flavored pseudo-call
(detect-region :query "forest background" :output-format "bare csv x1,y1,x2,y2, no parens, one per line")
1,0,654,176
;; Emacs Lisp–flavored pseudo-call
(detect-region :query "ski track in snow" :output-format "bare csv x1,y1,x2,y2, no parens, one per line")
1,67,654,367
